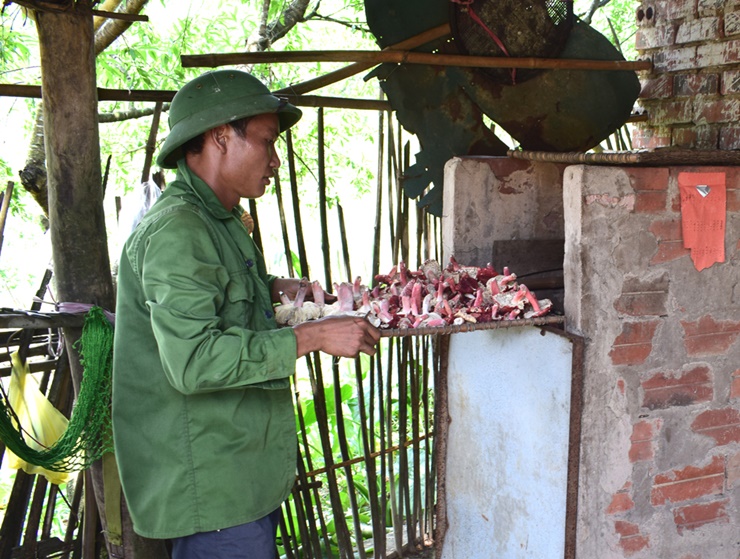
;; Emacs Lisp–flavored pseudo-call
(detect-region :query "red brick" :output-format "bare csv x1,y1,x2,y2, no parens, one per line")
606,483,635,514
614,273,669,317
636,26,677,50
691,407,740,445
698,0,726,16
673,499,730,534
649,219,683,240
726,11,740,37
673,74,719,97
629,167,671,190
731,369,740,399
641,366,713,410
651,455,725,506
671,124,720,148
675,72,720,95
722,70,740,94
728,451,740,488
719,124,740,149
681,315,740,356
676,17,720,43
654,46,698,72
610,320,661,365
650,240,690,265
664,0,697,21
635,191,668,213
640,75,673,100
614,521,650,556
695,97,740,123
650,99,695,124
697,39,740,67
629,419,661,462
632,125,672,150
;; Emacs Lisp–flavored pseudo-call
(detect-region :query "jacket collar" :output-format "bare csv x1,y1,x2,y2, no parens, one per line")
173,159,244,220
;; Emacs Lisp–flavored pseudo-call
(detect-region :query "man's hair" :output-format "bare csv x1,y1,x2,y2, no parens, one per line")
181,116,252,157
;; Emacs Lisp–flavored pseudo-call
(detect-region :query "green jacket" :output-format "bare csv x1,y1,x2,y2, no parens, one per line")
112,161,298,539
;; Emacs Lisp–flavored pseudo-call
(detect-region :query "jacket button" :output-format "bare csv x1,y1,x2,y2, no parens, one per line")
245,259,254,268
265,309,273,319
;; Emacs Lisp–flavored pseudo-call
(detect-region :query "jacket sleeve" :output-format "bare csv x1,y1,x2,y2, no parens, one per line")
138,208,297,395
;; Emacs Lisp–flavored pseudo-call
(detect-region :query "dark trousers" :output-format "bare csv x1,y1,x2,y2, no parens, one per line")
170,509,281,559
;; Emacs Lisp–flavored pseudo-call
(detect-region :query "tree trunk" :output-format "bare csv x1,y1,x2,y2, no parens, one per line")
34,2,167,558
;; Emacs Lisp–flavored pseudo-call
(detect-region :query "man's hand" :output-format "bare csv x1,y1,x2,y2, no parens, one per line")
271,277,336,304
293,315,381,358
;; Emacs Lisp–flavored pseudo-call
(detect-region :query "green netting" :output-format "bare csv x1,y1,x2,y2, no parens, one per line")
0,306,114,472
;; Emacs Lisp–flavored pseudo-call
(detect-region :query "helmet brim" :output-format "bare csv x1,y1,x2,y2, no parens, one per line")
156,94,302,169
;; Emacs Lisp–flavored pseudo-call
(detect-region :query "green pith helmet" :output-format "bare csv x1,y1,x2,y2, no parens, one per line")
156,70,302,169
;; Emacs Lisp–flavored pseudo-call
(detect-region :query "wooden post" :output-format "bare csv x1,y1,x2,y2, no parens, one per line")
34,2,167,558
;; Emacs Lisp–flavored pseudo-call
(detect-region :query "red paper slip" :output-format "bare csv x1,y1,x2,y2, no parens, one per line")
678,172,726,271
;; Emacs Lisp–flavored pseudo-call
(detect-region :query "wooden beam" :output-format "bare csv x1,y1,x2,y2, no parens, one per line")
0,83,390,110
275,22,452,95
183,49,652,72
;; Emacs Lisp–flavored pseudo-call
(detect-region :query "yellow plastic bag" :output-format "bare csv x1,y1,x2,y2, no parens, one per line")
4,351,73,485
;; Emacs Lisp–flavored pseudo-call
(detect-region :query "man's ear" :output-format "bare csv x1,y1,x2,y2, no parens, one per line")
210,125,228,151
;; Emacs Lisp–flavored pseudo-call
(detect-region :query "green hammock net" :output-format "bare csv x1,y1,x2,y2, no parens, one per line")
0,306,114,472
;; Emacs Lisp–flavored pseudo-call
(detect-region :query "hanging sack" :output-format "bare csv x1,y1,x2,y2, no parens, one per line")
5,351,74,485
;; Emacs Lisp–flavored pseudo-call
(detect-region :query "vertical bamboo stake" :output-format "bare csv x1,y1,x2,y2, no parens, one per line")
277,509,299,559
371,95,385,283
248,198,263,254
317,108,332,288
61,471,84,559
273,172,295,278
433,335,451,558
398,339,412,547
307,354,353,558
354,358,383,558
376,346,387,559
294,385,330,557
386,117,397,265
332,360,367,559
423,337,434,540
286,129,310,279
337,204,352,282
387,339,402,555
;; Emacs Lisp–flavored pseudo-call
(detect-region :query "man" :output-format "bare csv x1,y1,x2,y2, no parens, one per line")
112,70,380,559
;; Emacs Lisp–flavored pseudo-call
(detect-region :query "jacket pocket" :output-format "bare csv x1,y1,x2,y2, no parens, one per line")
222,272,255,328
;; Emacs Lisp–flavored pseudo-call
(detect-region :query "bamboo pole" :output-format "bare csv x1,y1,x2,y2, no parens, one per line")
376,346,387,559
371,95,385,284
182,49,652,72
247,198,263,254
273,172,295,278
286,129,310,279
294,384,331,557
332,359,368,559
317,108,332,289
353,358,383,559
275,23,452,96
306,355,354,558
337,204,352,282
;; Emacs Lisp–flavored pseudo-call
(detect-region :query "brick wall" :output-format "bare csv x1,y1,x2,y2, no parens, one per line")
634,0,740,149
564,164,740,558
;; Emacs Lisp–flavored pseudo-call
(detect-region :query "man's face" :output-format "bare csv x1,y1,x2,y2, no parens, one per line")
221,113,281,202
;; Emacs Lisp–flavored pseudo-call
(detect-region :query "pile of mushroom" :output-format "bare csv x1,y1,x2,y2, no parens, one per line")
274,256,553,329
